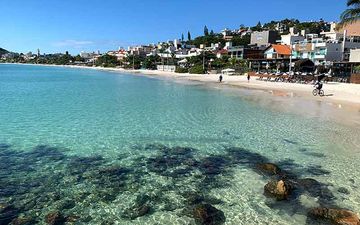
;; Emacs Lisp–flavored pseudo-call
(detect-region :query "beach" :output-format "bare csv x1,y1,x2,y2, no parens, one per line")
28,64,360,106
0,64,360,225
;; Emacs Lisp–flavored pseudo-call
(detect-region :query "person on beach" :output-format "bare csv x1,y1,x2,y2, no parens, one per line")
247,74,250,82
219,75,223,83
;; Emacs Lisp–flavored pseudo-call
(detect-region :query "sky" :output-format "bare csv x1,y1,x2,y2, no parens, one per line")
0,0,347,55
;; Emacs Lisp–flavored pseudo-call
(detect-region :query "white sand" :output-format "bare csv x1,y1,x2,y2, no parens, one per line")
5,63,360,106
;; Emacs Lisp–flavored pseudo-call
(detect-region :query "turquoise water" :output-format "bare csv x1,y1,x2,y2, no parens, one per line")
0,64,359,224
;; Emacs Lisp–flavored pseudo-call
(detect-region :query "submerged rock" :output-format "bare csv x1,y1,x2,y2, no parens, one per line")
10,216,36,225
256,163,281,175
58,199,76,210
45,211,65,225
122,194,152,220
338,187,350,195
193,204,225,225
122,205,150,220
309,207,360,225
264,180,292,200
65,215,80,223
0,204,19,225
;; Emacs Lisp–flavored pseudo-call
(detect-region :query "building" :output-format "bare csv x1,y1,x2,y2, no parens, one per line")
107,49,128,60
350,49,360,63
221,28,234,41
224,42,244,59
250,30,279,48
281,34,305,45
128,45,154,57
80,51,101,63
264,44,291,59
292,39,343,65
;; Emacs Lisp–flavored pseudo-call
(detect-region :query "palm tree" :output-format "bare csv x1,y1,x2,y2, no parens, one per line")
338,0,360,28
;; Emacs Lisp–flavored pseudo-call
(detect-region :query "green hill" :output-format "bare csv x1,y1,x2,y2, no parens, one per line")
0,48,9,55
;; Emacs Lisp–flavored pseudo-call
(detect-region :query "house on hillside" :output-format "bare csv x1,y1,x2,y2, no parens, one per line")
264,44,291,59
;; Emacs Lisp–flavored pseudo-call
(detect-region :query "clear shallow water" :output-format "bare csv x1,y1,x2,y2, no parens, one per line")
0,64,359,224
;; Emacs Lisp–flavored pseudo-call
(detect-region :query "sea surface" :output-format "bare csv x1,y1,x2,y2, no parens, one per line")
0,64,359,225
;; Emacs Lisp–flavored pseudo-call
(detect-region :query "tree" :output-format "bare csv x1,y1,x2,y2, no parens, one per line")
124,55,143,69
143,55,160,70
232,34,251,47
338,0,360,28
204,25,209,36
251,21,263,31
188,31,192,41
181,33,184,42
95,54,119,67
210,30,214,35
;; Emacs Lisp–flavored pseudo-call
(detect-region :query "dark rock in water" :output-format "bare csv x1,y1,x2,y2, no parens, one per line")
184,192,205,205
264,180,292,201
48,192,61,201
0,203,19,225
10,216,36,225
193,204,225,225
223,131,230,136
297,178,321,189
45,211,65,225
122,194,152,220
65,215,80,223
349,179,355,184
306,165,331,176
58,199,76,210
183,158,199,167
309,207,360,225
0,143,11,150
135,194,151,206
297,178,335,202
199,156,227,176
122,205,150,220
256,163,281,175
338,187,350,195
101,192,118,202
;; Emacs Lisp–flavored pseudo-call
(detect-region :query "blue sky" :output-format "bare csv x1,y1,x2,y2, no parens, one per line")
0,0,346,55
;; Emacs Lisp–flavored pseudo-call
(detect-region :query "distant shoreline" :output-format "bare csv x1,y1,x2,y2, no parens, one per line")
2,62,360,107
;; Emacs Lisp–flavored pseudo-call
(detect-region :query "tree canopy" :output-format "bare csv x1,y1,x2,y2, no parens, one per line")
338,0,360,28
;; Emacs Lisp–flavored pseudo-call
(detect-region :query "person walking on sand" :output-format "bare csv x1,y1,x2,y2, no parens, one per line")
247,74,250,82
219,74,223,83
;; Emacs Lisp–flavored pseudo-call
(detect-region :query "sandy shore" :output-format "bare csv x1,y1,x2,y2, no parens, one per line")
3,63,360,106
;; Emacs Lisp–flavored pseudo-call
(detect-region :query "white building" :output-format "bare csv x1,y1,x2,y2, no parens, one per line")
350,49,360,63
281,34,305,45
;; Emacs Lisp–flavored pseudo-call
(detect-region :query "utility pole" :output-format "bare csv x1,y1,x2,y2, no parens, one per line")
202,50,205,71
289,42,293,74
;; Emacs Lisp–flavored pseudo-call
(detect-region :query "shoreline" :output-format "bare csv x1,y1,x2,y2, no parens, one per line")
2,62,360,109
8,62,359,105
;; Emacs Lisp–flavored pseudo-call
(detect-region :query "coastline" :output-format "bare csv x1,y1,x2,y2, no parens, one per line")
7,62,360,106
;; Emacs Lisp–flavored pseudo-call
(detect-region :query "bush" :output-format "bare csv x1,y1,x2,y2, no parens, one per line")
189,64,205,74
175,67,188,73
354,65,360,73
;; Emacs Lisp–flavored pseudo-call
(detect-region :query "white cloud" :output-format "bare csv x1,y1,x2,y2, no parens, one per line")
53,40,94,48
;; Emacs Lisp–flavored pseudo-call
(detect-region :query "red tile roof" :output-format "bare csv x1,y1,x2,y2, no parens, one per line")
271,44,291,55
